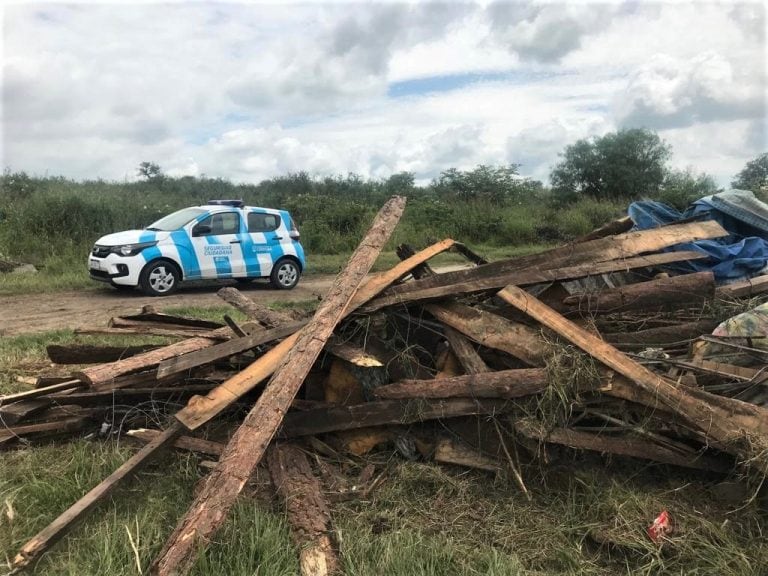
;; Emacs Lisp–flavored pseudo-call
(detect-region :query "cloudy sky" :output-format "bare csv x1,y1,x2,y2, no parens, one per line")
2,1,766,186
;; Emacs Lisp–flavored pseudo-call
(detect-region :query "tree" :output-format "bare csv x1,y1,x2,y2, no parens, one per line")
658,168,719,210
550,128,671,202
732,153,768,193
137,161,164,183
432,164,536,204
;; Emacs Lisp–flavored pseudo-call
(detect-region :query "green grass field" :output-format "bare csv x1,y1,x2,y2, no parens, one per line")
1,316,766,575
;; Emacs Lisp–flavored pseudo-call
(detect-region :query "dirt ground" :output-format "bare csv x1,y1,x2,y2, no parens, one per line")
0,275,336,337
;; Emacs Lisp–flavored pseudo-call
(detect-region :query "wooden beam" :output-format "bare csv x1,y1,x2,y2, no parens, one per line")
150,196,408,576
514,419,729,472
217,287,294,328
280,398,511,438
562,271,715,314
46,344,161,365
0,380,83,405
11,423,182,572
362,251,707,312
126,429,225,457
155,321,306,379
425,302,545,366
373,369,549,400
433,437,502,472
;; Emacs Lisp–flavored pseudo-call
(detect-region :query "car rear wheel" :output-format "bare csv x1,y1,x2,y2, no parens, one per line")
270,258,300,290
139,260,180,296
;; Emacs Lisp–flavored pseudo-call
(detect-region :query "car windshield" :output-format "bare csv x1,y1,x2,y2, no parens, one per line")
146,208,207,231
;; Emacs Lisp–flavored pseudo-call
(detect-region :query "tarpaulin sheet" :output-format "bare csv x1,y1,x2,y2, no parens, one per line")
628,190,768,281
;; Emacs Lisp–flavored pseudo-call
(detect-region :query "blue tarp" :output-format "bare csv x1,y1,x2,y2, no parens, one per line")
628,190,768,282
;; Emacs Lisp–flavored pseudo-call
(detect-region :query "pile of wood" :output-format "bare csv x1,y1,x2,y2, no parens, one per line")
4,195,768,575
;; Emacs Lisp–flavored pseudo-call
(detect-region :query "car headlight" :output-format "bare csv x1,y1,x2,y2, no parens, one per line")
112,241,158,257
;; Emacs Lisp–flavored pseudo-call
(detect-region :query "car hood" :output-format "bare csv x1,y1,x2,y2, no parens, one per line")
95,230,171,246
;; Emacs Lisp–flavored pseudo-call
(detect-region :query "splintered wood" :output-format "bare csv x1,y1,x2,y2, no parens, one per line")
7,208,768,575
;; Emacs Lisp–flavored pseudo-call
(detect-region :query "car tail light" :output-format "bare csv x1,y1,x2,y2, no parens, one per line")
289,221,301,240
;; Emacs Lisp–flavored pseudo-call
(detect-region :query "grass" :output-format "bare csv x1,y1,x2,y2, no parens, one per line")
0,243,554,296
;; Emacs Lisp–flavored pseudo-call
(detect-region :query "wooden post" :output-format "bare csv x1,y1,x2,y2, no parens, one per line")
373,369,548,400
149,196,407,576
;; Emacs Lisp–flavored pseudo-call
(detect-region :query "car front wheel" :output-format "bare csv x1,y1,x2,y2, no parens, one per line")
139,260,180,296
270,259,300,290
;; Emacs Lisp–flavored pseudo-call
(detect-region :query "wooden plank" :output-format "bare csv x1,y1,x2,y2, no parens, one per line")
11,423,182,572
0,416,90,448
113,312,224,329
497,285,768,465
425,302,545,366
362,251,707,312
716,274,768,299
574,216,633,243
267,443,339,576
0,380,83,405
280,398,512,437
562,271,714,314
150,196,408,576
155,321,307,379
373,368,548,400
174,235,454,431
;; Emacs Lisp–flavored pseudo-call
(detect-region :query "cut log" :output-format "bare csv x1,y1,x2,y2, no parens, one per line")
11,423,182,572
425,302,545,366
281,399,512,438
373,369,549,400
497,285,768,470
433,437,502,472
514,419,729,472
150,196,408,576
562,271,715,314
362,251,707,312
174,235,453,431
267,443,339,576
46,344,162,364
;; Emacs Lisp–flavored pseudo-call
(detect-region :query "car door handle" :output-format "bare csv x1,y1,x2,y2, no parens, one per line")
230,240,241,244
273,236,283,240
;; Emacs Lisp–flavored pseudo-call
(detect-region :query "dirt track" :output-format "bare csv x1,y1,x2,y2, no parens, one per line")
0,276,336,337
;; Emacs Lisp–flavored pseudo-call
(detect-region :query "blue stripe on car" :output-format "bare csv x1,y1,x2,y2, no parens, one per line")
170,230,201,279
139,231,162,263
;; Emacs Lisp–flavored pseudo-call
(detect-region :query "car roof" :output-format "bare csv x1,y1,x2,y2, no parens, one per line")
198,204,285,215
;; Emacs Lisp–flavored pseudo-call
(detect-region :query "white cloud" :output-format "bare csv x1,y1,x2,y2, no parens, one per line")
1,1,765,188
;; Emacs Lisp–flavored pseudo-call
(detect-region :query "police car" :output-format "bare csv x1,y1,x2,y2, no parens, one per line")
88,200,306,296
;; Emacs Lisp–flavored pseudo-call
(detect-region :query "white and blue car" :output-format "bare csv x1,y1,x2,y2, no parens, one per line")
88,200,306,296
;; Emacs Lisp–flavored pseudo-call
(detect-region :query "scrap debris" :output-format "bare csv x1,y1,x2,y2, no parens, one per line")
3,195,768,575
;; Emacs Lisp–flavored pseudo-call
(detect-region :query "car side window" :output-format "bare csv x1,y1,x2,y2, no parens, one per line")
194,212,240,236
248,212,280,232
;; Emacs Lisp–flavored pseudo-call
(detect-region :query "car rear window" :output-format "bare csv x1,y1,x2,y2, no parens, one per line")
248,212,280,232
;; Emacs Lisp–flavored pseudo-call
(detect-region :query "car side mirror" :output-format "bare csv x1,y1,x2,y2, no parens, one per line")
193,224,212,237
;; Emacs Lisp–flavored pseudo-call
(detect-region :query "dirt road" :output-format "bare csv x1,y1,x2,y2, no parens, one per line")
0,276,336,337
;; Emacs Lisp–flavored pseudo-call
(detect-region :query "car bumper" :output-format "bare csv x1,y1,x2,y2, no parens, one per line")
88,253,143,286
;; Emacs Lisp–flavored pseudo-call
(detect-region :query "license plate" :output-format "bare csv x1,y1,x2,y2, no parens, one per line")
90,259,101,271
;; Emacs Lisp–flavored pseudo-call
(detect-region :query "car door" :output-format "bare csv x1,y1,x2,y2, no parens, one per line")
188,211,246,278
243,210,282,277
